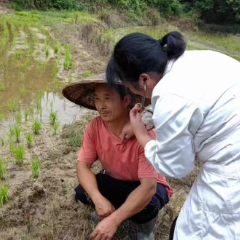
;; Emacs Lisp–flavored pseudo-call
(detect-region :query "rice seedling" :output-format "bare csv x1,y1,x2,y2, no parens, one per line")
1,139,4,146
63,44,72,69
0,82,4,91
36,97,41,109
50,100,53,111
45,48,50,58
20,86,26,94
54,45,59,54
9,139,15,157
33,120,41,134
51,62,58,77
0,185,9,207
14,145,25,165
24,110,29,121
13,125,21,143
53,122,60,135
15,49,22,59
9,126,15,138
31,155,39,178
82,70,91,78
68,74,72,83
16,113,22,124
49,111,57,125
0,158,7,180
6,98,19,112
26,132,33,148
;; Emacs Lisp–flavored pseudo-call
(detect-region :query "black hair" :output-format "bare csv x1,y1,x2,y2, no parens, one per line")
111,84,129,100
106,31,186,89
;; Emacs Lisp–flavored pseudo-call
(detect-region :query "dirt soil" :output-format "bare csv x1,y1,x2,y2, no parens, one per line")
0,3,200,240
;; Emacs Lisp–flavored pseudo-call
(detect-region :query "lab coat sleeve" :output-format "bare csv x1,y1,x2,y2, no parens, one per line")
145,94,203,179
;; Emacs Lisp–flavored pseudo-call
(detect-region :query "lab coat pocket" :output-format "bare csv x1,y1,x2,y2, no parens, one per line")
197,169,234,214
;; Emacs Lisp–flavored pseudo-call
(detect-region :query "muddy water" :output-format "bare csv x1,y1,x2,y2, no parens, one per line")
0,15,85,134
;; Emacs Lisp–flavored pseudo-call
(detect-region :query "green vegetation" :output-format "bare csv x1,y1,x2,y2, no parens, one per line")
14,145,25,165
1,139,4,146
9,139,15,157
49,111,57,125
0,185,9,207
45,48,50,58
53,122,60,135
16,113,22,124
6,98,19,112
24,110,29,121
0,82,4,91
63,44,72,70
15,49,22,59
26,132,33,148
0,158,7,180
33,120,41,134
12,125,21,143
82,70,91,78
69,130,83,147
31,155,39,178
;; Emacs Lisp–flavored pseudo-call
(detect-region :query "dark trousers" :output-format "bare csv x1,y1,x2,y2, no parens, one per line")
169,217,178,240
75,172,169,224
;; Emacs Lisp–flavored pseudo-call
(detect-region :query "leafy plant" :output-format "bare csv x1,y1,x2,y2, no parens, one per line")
16,113,22,124
0,158,7,180
33,120,41,134
31,155,39,178
26,132,33,148
14,145,25,165
0,185,9,207
49,111,57,125
53,122,60,135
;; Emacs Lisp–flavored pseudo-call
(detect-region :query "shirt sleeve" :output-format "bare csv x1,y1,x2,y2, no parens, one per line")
138,130,158,179
145,94,203,179
77,121,98,163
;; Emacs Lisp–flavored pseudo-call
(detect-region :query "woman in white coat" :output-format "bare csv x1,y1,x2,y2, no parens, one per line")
106,31,240,240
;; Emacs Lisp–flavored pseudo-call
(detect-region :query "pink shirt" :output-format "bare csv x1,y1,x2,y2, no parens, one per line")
78,116,173,198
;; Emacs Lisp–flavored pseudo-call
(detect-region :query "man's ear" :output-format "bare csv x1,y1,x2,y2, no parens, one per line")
123,95,131,108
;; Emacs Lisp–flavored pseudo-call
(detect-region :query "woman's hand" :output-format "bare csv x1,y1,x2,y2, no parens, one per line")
130,104,153,147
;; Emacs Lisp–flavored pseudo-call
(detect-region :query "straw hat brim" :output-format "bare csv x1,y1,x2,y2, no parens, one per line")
62,74,151,111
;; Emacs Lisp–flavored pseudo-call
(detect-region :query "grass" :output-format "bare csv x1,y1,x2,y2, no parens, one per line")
6,98,19,112
13,125,21,143
46,48,50,58
0,82,4,91
53,122,60,135
50,111,57,125
15,49,22,59
82,70,91,78
69,131,83,147
0,185,9,207
63,44,72,70
33,120,41,134
14,145,25,165
0,158,7,180
26,132,33,148
32,155,39,178
16,113,22,124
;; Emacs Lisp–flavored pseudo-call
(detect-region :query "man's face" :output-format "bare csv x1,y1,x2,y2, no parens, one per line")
94,84,130,122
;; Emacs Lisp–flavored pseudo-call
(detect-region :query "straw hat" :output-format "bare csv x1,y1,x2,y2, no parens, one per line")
62,73,151,111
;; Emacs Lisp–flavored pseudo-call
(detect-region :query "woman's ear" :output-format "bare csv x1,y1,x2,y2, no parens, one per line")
124,95,131,107
139,73,151,89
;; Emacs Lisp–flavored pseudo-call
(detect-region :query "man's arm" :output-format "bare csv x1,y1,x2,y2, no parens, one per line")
77,161,115,219
110,177,157,224
90,177,157,239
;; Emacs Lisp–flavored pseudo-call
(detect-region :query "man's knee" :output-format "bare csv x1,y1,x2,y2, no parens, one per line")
75,185,91,205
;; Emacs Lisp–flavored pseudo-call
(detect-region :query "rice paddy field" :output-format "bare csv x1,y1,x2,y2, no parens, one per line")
0,4,240,240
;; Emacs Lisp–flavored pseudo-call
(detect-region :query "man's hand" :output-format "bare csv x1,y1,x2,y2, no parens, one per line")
90,216,119,240
93,195,116,219
120,121,135,140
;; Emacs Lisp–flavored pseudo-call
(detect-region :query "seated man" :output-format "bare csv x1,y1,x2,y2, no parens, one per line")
62,74,173,240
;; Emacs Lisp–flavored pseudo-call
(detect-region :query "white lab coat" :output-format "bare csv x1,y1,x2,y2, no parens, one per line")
144,50,240,239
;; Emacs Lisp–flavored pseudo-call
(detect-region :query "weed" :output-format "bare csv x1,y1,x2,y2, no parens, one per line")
33,120,41,134
31,155,39,178
16,49,22,59
82,70,91,78
0,185,9,207
0,82,4,91
0,158,7,180
24,110,29,121
49,111,57,125
14,145,25,165
53,122,60,135
69,131,83,147
45,48,50,58
26,132,33,148
6,98,19,112
13,125,21,143
16,113,22,124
